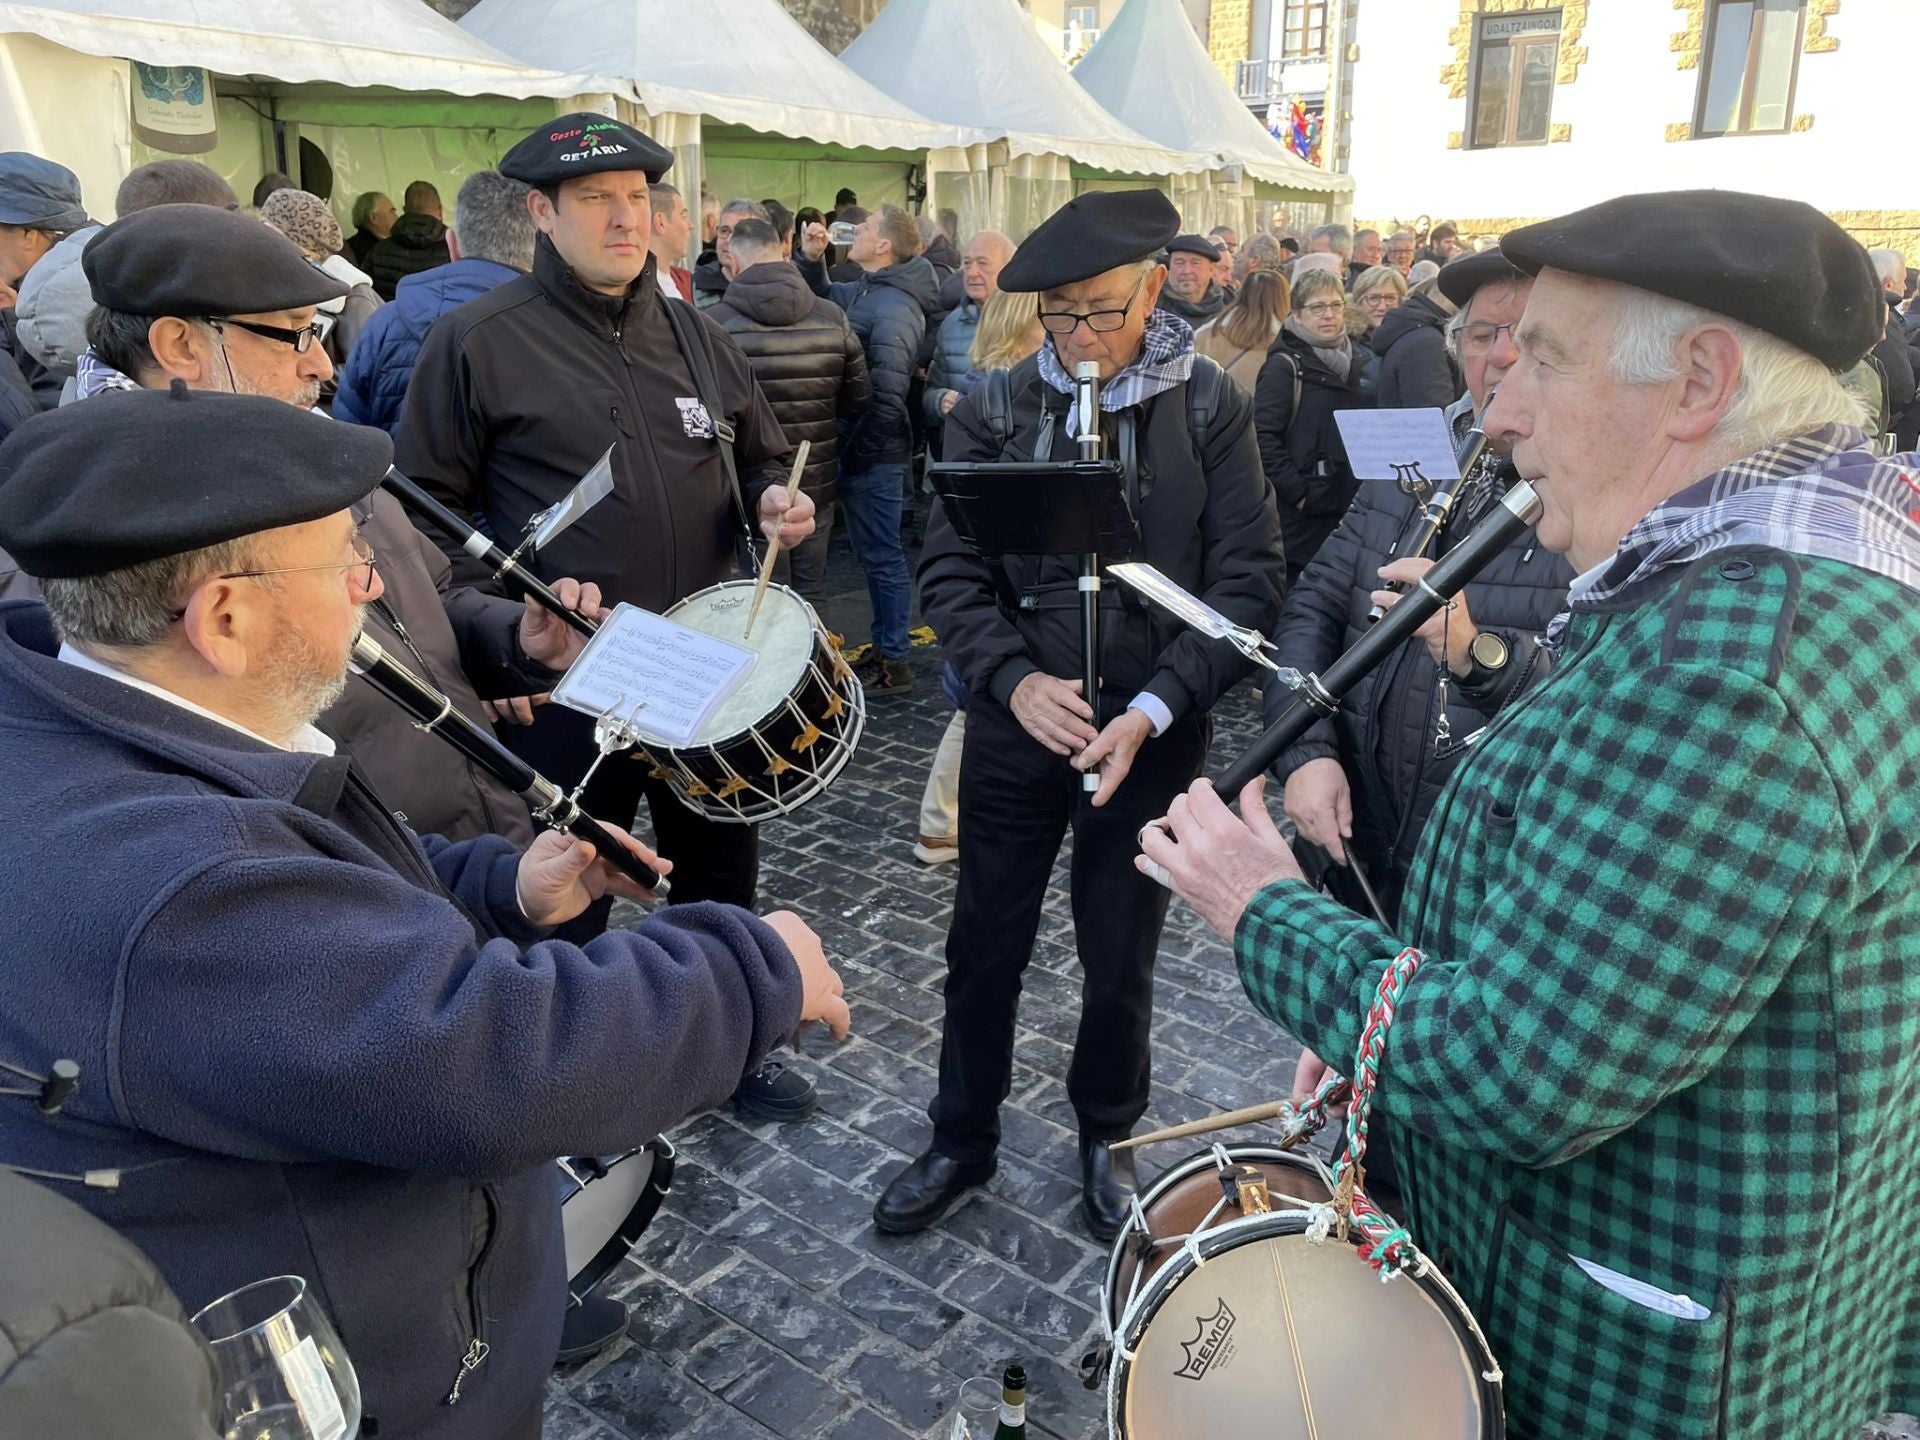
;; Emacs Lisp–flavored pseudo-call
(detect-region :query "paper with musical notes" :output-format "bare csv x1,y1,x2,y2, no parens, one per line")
551,602,758,747
1333,407,1461,483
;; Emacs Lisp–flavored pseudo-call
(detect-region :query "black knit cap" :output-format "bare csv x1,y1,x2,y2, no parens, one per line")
0,384,391,580
997,190,1182,293
1165,233,1221,262
84,203,347,315
1501,190,1882,372
1436,247,1529,308
499,112,675,187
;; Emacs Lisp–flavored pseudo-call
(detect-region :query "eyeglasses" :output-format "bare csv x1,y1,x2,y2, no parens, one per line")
205,314,335,354
1300,301,1346,318
1038,275,1147,336
1458,321,1518,356
170,536,375,621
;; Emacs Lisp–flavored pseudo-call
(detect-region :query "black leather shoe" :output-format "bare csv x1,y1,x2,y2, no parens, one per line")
733,1060,817,1122
556,1291,628,1365
873,1149,995,1234
1081,1136,1139,1244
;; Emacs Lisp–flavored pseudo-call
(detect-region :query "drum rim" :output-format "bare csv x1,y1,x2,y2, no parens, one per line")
662,579,822,751
1109,1205,1505,1439
559,1136,678,1301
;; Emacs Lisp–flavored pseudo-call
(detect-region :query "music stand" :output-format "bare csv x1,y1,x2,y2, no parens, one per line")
928,457,1140,790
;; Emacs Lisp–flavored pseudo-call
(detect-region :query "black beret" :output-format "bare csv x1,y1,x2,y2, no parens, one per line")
499,113,674,188
997,190,1182,293
84,204,347,315
1502,190,1882,371
0,384,391,580
1436,247,1529,307
1165,233,1221,262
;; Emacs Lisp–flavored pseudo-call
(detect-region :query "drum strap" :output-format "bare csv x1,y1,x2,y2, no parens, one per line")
661,297,757,553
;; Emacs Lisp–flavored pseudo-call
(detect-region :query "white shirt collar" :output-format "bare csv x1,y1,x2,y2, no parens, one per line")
655,265,682,300
56,643,337,757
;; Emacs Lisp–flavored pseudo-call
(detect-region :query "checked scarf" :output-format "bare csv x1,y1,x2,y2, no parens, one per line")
1548,425,1920,649
1036,308,1195,440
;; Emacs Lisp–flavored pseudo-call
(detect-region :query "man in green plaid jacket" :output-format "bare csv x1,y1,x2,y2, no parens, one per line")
1144,190,1920,1439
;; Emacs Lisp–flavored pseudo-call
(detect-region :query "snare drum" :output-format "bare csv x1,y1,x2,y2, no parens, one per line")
1097,1143,1503,1438
635,581,865,824
558,1139,675,1301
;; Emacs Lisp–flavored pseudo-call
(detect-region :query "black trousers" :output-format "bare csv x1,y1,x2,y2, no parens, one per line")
929,695,1210,1165
505,703,758,940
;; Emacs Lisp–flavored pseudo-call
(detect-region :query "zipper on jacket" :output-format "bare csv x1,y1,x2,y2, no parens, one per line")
445,1185,498,1404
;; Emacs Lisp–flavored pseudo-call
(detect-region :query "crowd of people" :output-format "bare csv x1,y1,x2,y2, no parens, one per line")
0,121,1915,1440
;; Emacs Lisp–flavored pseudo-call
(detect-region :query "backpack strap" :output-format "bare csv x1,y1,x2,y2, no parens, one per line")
661,295,756,548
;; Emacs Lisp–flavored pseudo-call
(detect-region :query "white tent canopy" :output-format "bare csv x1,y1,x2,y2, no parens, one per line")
460,0,973,155
1072,0,1351,200
839,0,1213,180
0,0,617,98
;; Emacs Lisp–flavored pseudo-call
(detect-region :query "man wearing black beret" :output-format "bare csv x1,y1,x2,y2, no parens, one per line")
1145,189,1920,1439
1156,231,1227,328
0,389,847,1440
883,190,1283,1238
394,113,818,1124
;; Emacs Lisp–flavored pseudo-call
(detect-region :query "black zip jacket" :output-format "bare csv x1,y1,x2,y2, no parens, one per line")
1369,292,1459,410
797,252,941,469
920,353,1284,722
394,238,791,612
1254,326,1373,586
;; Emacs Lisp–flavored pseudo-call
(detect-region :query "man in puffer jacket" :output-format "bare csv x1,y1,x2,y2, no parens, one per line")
1369,272,1459,408
334,170,534,436
796,204,943,694
706,218,871,616
923,230,1014,446
364,180,453,302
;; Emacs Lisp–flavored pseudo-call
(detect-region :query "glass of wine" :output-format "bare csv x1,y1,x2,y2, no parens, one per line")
947,1376,1002,1440
190,1275,361,1440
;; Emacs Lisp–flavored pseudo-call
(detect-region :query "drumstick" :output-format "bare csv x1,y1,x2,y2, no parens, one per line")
744,441,809,639
1110,1098,1295,1151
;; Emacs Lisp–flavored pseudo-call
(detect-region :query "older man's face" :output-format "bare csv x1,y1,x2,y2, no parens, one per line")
1041,262,1164,381
1483,271,1678,570
1458,279,1533,416
367,195,398,240
1353,231,1383,268
960,232,1012,302
1385,235,1416,273
1166,250,1213,301
0,223,55,286
203,307,334,409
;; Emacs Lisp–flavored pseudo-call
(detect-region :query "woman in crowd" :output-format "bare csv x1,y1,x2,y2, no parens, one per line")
1348,263,1408,344
1193,269,1291,393
1254,266,1376,588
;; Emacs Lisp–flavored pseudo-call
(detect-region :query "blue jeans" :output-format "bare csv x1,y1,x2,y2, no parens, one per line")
837,461,912,658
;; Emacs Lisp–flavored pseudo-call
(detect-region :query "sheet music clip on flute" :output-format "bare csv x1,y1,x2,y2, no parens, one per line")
1107,561,1287,674
564,698,650,809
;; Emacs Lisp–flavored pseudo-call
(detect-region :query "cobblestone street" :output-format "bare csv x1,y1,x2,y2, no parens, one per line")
544,517,1306,1440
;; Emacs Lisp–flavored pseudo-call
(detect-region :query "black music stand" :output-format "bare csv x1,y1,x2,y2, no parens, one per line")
928,458,1140,790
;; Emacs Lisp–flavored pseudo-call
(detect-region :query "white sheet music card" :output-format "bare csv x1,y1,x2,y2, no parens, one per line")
1109,563,1242,640
1333,407,1461,484
531,445,617,550
550,602,757,748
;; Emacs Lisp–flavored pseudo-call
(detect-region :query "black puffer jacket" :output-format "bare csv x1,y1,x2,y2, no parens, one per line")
798,253,941,470
364,212,451,302
706,261,873,504
1267,461,1573,918
1254,325,1373,587
1369,292,1458,409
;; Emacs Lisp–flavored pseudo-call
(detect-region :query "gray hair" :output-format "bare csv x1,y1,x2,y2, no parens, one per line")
1291,266,1346,310
40,536,264,651
1868,247,1907,290
719,198,770,223
1608,288,1862,455
1310,223,1352,259
350,190,389,230
453,170,535,271
1408,259,1440,285
1353,228,1380,245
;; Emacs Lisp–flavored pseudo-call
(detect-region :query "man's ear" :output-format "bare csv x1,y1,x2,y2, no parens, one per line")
1667,324,1743,444
527,187,556,235
146,317,210,386
177,577,259,678
446,227,464,262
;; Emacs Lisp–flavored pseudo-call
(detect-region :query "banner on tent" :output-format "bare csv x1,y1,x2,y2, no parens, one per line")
130,64,217,155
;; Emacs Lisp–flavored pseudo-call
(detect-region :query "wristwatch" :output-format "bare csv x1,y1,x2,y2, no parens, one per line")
1463,629,1511,684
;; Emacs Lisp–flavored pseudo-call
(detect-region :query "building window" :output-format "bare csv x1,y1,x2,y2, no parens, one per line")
1468,10,1561,149
1281,0,1328,58
1066,4,1098,33
1695,0,1804,137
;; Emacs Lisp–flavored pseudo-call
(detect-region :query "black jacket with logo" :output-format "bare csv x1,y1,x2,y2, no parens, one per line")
394,238,792,612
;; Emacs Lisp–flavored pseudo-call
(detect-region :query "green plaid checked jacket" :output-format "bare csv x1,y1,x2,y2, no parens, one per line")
1238,549,1920,1438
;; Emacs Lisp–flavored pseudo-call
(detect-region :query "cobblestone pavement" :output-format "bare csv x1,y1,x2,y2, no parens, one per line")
544,518,1307,1440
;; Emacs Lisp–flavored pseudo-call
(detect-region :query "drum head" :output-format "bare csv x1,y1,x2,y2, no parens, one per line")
664,582,816,746
559,1141,675,1297
1120,1220,1492,1438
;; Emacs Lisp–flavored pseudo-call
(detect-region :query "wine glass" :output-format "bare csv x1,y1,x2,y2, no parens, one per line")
947,1376,1002,1440
190,1275,361,1440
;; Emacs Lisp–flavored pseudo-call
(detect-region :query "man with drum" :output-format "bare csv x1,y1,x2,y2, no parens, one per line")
395,115,818,1122
879,191,1284,1241
1143,190,1920,1437
0,390,850,1440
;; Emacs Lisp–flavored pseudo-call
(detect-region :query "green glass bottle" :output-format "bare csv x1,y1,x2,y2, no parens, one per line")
991,1363,1027,1439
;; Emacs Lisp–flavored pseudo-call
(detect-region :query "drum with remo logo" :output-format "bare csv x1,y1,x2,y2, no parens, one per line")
635,580,865,824
1094,1143,1503,1438
558,1140,674,1302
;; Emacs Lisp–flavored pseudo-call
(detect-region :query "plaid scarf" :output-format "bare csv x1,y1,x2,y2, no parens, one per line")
1036,308,1195,439
74,347,136,401
1548,425,1920,648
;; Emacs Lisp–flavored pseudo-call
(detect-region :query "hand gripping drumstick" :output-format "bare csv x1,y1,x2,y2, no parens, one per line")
744,441,810,639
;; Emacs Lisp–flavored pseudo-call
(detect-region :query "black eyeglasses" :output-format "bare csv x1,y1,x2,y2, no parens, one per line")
1038,275,1148,336
204,314,335,354
1458,321,1519,356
